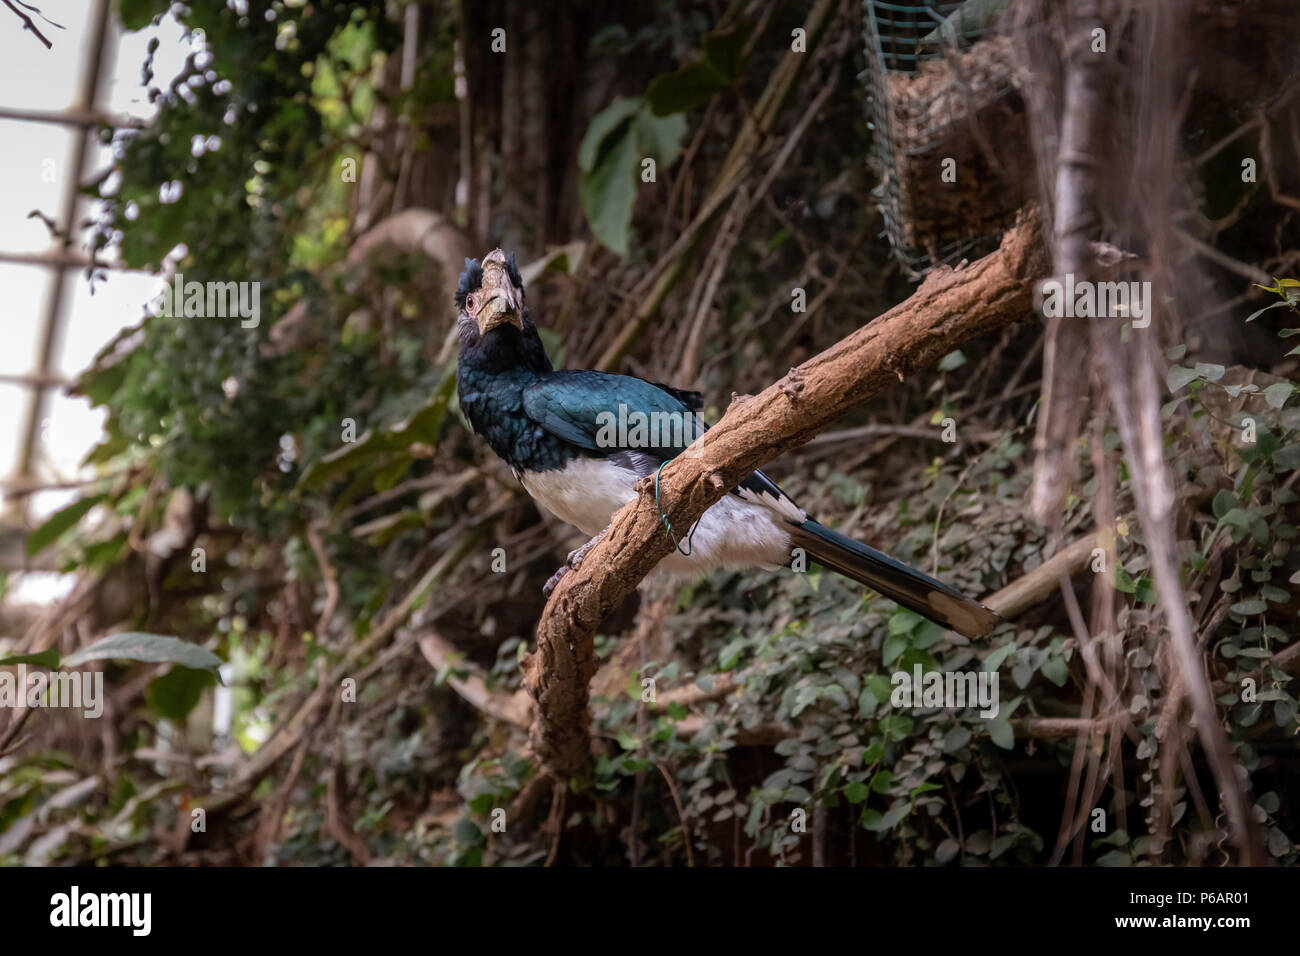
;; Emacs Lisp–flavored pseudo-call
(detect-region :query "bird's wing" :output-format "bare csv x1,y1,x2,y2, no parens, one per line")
522,370,703,459
524,369,806,520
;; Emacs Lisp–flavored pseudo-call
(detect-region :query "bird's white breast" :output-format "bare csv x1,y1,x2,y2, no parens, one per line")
520,457,798,579
520,457,638,539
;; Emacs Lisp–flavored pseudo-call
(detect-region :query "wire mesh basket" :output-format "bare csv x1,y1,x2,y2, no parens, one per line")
862,0,1029,277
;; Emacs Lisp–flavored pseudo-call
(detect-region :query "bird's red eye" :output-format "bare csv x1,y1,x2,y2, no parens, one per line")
465,293,477,311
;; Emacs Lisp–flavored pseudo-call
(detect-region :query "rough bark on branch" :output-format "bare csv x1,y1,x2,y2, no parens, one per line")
524,207,1049,778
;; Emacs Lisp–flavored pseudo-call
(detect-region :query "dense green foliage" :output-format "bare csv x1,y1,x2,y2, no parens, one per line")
2,0,1297,867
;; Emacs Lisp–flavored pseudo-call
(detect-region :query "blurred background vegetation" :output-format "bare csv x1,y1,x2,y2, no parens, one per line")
1,0,1298,866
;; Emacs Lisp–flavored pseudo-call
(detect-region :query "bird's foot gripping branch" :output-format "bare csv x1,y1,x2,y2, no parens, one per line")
521,207,1048,781
542,529,607,599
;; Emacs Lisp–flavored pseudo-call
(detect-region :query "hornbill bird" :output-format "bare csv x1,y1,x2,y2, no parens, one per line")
455,249,999,639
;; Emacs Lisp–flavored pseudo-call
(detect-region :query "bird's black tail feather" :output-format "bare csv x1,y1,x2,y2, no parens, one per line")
788,519,999,639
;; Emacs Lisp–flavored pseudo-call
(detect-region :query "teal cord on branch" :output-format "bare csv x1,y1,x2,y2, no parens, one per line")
655,459,700,556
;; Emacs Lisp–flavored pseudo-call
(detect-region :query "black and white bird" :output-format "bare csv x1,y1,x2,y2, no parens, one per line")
455,249,998,638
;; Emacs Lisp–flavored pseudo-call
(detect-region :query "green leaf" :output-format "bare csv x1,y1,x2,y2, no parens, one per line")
299,374,458,490
990,833,1018,859
987,717,1014,749
1134,576,1158,604
577,96,642,172
64,632,223,677
879,712,914,739
1040,655,1069,687
634,109,687,168
865,674,892,705
146,667,215,721
118,0,168,30
718,637,747,670
1229,599,1268,616
938,349,968,371
869,769,894,794
1221,507,1253,537
844,780,870,804
517,241,587,289
918,0,1012,44
911,619,946,650
889,607,924,635
1166,365,1199,392
821,683,850,710
1193,362,1225,382
0,650,60,669
27,494,106,556
372,456,413,494
862,799,911,832
1267,827,1292,857
941,725,971,752
1261,584,1290,604
984,641,1015,672
1212,489,1239,518
82,533,129,569
579,117,639,256
878,800,912,830
1243,300,1289,323
1273,444,1300,471
898,647,939,674
645,62,730,115
882,632,908,666
1264,382,1293,408
1274,699,1297,728
702,24,751,79
1114,564,1136,594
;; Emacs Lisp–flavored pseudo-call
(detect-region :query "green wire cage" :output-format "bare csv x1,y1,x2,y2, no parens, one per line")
862,0,1029,277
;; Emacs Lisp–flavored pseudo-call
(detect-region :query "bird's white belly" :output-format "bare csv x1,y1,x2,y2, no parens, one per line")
520,457,795,578
520,457,637,538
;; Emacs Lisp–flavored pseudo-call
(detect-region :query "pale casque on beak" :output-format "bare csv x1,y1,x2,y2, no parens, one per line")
472,248,524,336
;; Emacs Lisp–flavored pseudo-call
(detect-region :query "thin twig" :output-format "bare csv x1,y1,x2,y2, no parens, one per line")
2,0,54,49
655,762,694,867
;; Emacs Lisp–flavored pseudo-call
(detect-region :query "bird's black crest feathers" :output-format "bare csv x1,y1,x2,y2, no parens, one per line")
455,258,483,310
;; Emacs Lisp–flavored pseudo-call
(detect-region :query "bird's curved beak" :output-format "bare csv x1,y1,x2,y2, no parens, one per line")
475,248,523,336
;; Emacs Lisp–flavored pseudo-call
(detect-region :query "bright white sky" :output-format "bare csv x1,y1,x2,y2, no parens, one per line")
1,1,190,602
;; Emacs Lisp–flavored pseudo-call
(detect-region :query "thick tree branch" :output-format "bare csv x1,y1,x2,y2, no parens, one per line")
524,207,1049,778
1026,0,1106,526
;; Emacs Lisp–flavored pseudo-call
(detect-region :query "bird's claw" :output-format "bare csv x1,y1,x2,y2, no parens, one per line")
542,565,568,598
541,531,606,598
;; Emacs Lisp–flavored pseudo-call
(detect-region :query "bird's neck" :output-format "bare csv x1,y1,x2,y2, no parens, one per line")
456,311,552,376
457,311,564,472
